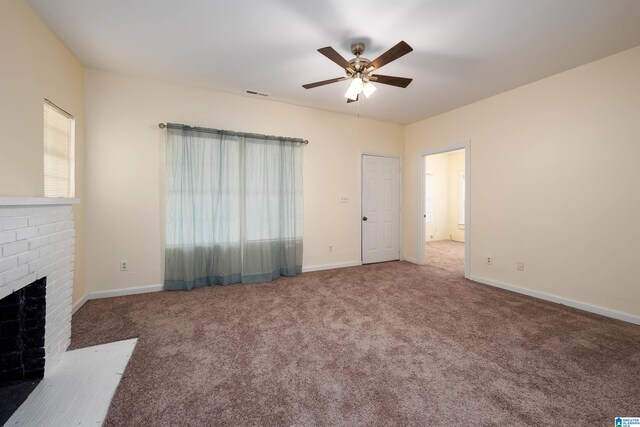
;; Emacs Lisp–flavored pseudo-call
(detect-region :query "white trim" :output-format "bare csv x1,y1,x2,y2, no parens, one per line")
72,293,88,314
302,261,362,273
360,151,403,264
418,141,470,278
468,275,640,326
87,284,163,300
86,264,377,300
403,257,417,264
0,197,80,206
424,172,434,224
457,169,465,225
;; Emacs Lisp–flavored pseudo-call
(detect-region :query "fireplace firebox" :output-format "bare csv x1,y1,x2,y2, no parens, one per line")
0,277,47,384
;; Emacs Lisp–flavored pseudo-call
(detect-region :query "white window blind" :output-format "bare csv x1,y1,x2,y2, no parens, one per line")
44,99,75,197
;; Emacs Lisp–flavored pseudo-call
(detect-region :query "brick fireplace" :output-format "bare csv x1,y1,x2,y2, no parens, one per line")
0,198,77,378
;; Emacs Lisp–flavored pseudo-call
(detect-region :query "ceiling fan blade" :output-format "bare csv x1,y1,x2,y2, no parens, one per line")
370,74,413,88
346,94,359,103
369,41,413,71
302,77,347,89
318,46,352,69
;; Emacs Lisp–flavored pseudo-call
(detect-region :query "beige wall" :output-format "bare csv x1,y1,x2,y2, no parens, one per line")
424,150,465,243
424,153,449,241
447,150,465,242
5,0,638,321
404,46,640,318
0,0,86,303
84,69,403,293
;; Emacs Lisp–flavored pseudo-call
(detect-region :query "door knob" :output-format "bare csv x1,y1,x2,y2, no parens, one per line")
362,216,368,221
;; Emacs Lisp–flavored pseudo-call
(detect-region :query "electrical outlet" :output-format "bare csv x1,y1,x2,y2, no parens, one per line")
328,244,333,252
339,196,348,203
120,260,128,271
486,256,492,265
516,261,525,271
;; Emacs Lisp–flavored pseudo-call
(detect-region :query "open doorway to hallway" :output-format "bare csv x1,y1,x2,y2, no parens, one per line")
420,147,468,276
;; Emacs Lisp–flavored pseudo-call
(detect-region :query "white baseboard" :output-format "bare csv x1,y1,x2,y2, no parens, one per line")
468,274,640,326
87,284,164,300
72,293,88,314
403,257,417,264
79,264,365,303
302,261,362,273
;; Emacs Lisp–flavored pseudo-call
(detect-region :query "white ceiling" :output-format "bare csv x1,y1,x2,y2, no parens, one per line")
29,0,640,124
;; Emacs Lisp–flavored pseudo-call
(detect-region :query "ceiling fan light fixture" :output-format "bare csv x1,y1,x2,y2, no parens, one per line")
362,81,377,98
304,41,413,102
345,76,363,100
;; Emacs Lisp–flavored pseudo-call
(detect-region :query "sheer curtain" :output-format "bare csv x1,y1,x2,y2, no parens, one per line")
164,126,303,290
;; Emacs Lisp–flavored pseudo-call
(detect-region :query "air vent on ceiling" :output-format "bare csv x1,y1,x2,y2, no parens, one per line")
246,90,270,97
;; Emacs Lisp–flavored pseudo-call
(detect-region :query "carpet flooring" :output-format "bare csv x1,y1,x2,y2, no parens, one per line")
71,242,640,426
425,240,465,274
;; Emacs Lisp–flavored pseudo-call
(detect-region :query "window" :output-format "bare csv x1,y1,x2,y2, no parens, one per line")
44,99,75,197
425,173,434,224
458,170,465,225
164,125,304,289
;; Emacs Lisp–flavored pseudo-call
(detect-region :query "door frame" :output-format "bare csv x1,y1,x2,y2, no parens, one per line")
417,141,470,278
360,151,403,264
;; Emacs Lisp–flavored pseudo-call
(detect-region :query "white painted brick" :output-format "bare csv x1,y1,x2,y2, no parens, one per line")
1,217,28,231
51,240,69,253
29,256,48,274
8,272,37,293
58,211,73,221
16,227,37,241
37,263,55,279
0,255,18,273
0,207,24,218
28,214,59,227
3,207,59,218
2,240,28,257
0,230,16,244
37,223,58,236
47,270,73,284
48,257,65,274
29,235,49,250
54,221,73,232
46,268,65,284
39,243,56,257
63,278,73,291
3,264,29,284
62,254,74,267
18,249,39,265
1,203,75,377
48,230,72,244
47,306,65,324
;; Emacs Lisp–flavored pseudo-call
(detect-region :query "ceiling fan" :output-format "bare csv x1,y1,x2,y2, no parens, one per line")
302,41,413,103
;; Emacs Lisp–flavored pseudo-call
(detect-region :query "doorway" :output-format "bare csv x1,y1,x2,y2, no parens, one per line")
418,143,469,277
361,154,401,264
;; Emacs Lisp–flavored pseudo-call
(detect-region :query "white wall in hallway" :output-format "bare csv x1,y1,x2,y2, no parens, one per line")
447,150,465,243
424,153,449,241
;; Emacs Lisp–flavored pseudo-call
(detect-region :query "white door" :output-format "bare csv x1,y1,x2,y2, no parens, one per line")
362,154,401,264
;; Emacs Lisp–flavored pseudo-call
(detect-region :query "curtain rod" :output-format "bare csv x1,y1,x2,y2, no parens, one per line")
159,122,308,145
